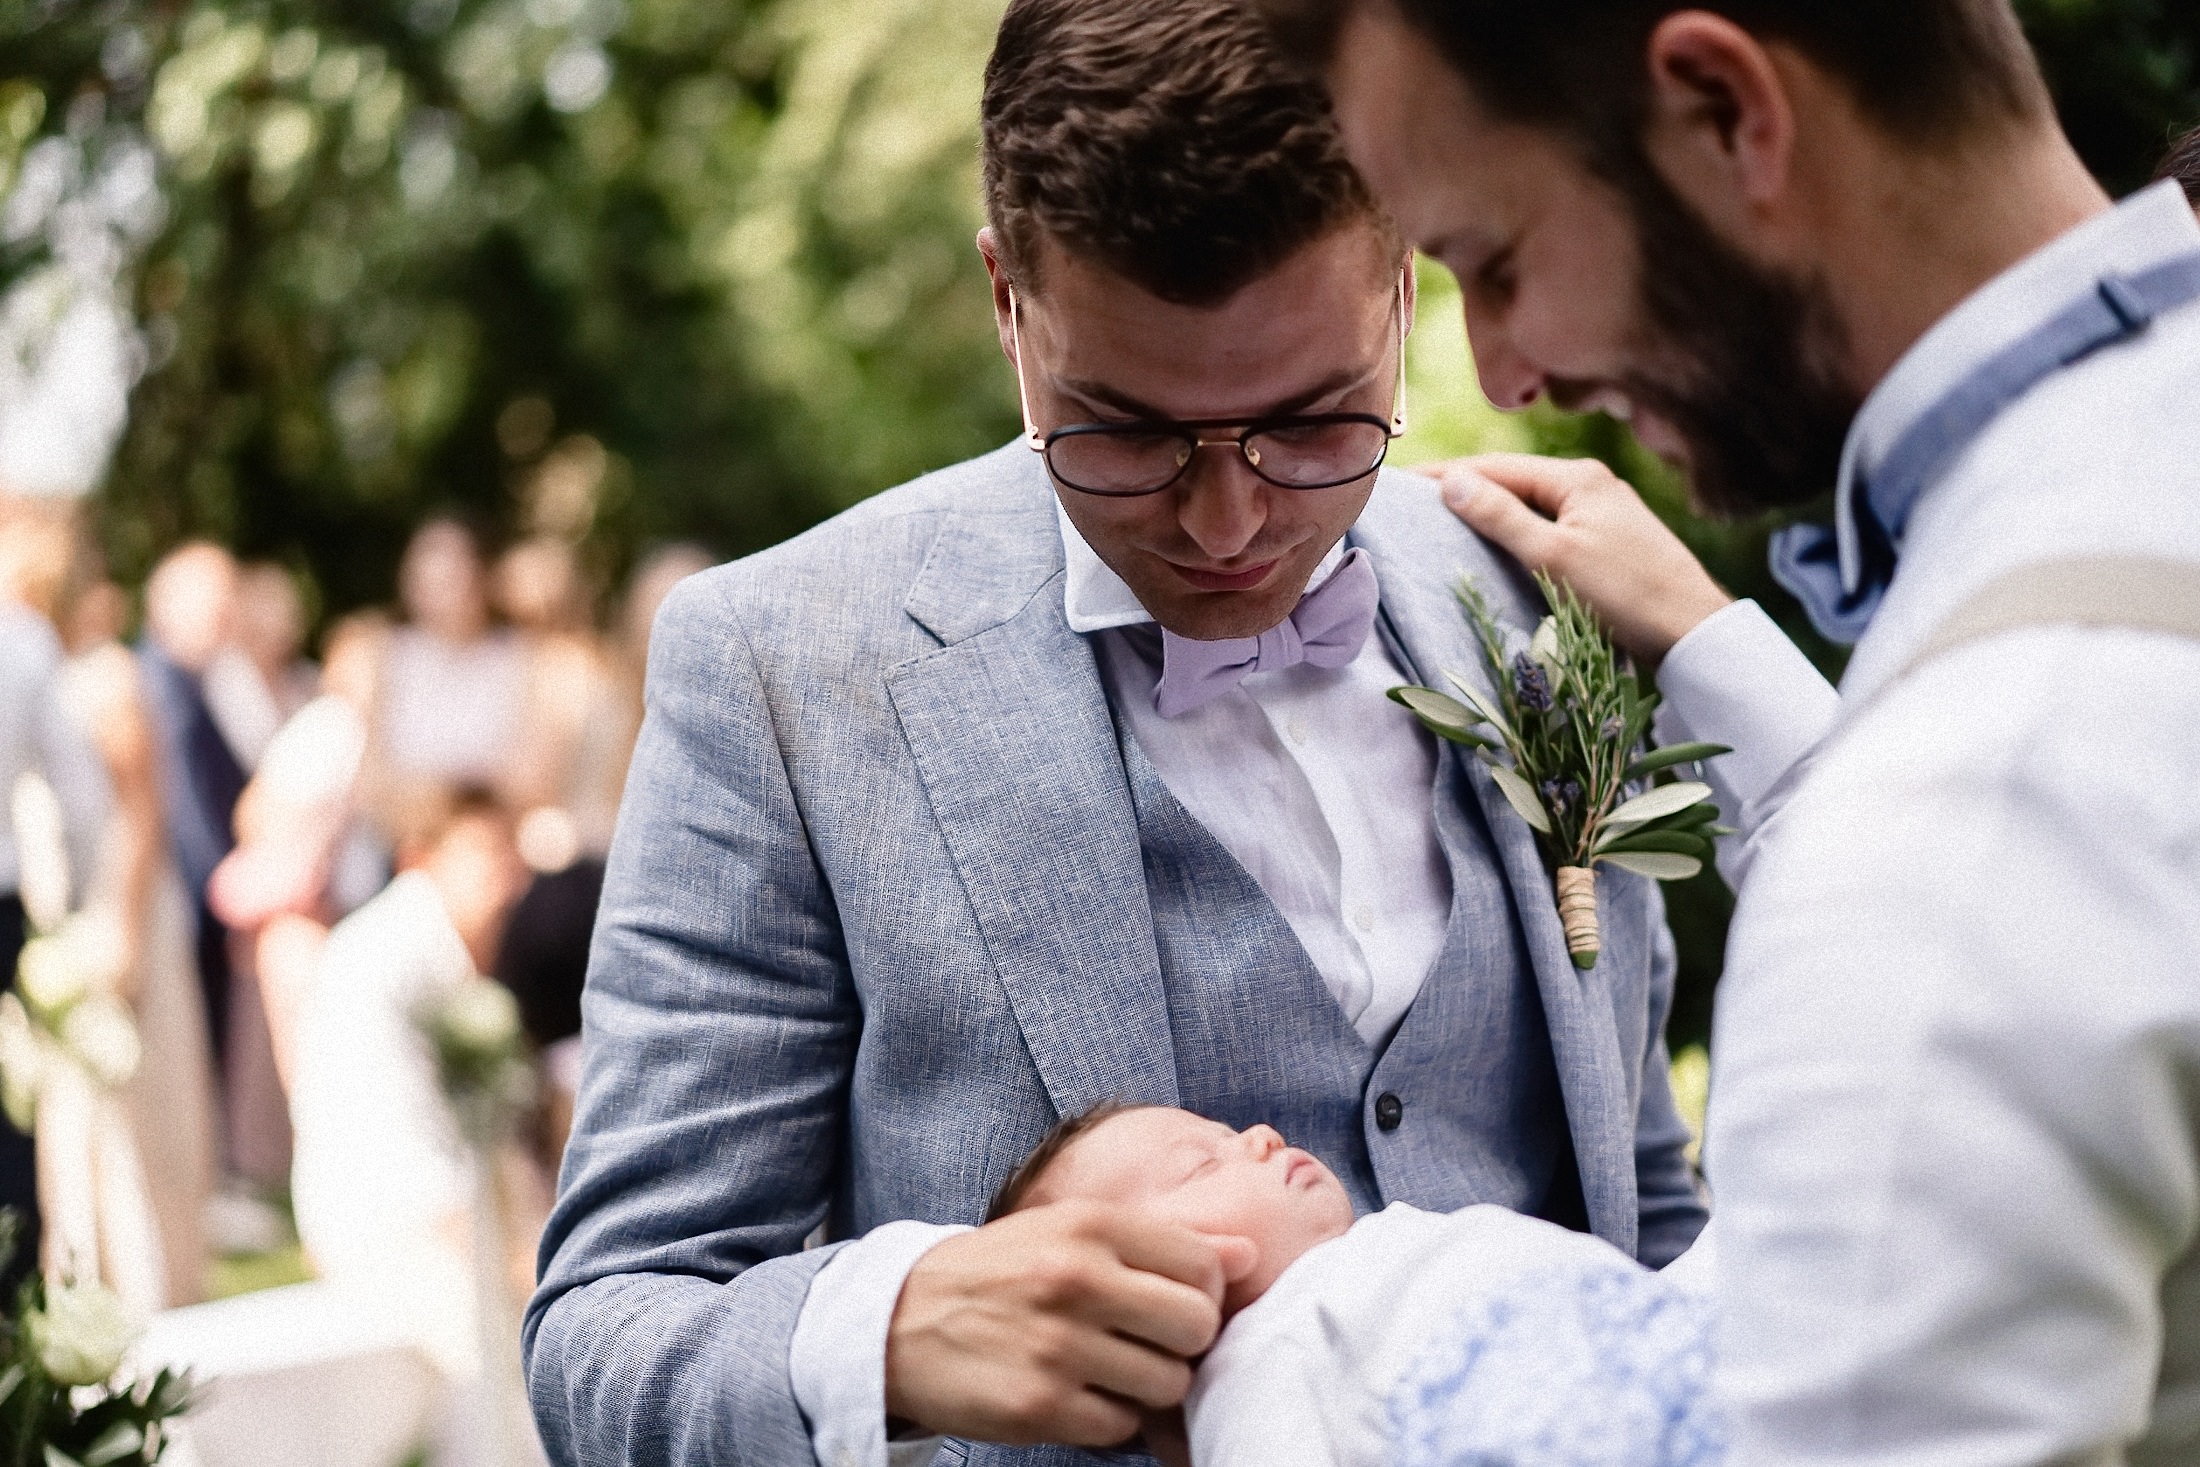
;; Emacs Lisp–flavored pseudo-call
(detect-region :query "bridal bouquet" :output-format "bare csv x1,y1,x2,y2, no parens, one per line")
1390,574,1730,969
0,1212,192,1466
417,977,536,1152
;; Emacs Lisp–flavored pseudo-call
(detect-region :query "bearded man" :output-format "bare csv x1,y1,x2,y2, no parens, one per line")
1260,0,2200,1461
523,3,1707,1465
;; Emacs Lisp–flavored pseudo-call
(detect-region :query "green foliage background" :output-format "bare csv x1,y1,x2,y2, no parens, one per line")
3,0,2196,1041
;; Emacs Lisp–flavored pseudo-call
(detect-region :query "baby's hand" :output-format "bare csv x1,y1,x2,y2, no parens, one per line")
1431,454,1733,668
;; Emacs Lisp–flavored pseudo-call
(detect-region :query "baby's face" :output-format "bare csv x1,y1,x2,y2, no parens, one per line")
1031,1108,1355,1312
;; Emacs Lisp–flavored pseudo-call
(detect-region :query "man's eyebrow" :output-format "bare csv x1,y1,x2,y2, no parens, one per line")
1056,363,1382,423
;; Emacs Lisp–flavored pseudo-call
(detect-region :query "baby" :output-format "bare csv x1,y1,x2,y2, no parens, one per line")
992,1103,1719,1467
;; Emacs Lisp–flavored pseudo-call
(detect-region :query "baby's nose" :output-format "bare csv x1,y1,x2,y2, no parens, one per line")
1242,1125,1285,1159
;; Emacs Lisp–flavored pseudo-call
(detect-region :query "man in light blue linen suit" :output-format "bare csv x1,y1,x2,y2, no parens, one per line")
525,3,1707,1464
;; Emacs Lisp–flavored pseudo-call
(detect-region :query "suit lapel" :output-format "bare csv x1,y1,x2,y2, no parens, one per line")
887,481,1180,1118
1355,473,1638,1249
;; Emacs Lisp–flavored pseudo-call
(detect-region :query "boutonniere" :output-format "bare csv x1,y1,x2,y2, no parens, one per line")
1390,574,1731,970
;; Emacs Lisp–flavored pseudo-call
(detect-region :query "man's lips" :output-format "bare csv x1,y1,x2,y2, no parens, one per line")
1168,558,1282,593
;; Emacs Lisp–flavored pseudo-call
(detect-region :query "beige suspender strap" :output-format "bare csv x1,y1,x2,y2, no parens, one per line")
1747,556,2200,822
1897,555,2200,687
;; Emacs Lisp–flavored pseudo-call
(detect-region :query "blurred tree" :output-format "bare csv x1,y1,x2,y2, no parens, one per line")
2,0,1019,613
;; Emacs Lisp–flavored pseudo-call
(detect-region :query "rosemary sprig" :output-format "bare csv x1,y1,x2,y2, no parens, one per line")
1391,572,1733,968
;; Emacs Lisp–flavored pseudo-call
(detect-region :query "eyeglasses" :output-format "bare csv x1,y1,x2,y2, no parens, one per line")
1011,269,1411,498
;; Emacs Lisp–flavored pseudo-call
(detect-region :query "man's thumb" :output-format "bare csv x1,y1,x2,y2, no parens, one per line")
1206,1234,1259,1282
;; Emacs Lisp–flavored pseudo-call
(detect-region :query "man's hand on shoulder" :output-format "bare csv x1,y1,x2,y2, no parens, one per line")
884,1201,1247,1449
1430,453,1733,669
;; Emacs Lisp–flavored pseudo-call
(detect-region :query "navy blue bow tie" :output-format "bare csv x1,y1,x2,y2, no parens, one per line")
1770,249,2200,645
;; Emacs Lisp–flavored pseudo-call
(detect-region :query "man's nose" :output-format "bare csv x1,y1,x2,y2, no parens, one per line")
1175,448,1270,561
1463,298,1546,412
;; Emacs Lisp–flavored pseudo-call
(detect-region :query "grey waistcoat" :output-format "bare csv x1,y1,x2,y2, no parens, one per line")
1121,694,1578,1227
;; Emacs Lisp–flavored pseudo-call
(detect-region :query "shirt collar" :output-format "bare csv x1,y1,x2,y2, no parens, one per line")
1836,178,2200,592
1056,496,1351,635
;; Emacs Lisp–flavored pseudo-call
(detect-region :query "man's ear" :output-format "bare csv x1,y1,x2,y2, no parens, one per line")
977,226,1018,365
1640,12,1797,234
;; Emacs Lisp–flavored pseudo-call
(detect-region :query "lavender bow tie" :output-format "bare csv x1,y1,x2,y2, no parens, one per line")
1153,549,1381,718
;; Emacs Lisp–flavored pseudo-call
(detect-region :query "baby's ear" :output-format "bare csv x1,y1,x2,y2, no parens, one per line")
1204,1234,1259,1282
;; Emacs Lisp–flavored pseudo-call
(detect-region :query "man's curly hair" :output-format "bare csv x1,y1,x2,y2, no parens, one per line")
980,0,1389,306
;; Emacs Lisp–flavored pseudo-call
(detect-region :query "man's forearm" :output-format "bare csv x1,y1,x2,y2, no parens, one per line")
527,1252,838,1467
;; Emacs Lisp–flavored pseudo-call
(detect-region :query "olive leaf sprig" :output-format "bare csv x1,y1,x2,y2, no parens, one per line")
1388,572,1732,969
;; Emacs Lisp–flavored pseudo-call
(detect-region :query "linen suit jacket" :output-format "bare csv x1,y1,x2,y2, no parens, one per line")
524,443,1704,1467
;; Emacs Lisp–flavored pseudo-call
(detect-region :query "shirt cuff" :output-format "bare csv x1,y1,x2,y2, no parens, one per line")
789,1220,973,1467
1654,599,1838,838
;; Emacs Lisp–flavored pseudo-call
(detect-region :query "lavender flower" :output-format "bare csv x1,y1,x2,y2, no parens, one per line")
1511,653,1554,713
1540,779,1583,820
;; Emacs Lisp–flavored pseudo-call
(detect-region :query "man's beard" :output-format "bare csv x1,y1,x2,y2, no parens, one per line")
1578,148,1863,519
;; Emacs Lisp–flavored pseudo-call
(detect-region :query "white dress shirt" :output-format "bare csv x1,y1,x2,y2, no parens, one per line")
789,498,1459,1467
1062,501,1454,1047
1650,599,1838,887
1701,181,2200,1465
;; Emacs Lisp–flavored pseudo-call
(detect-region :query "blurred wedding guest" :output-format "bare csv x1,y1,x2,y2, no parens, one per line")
137,542,249,1073
0,494,110,1295
202,562,318,772
289,789,534,1371
361,518,528,847
494,537,628,861
493,855,603,1167
614,543,714,695
53,571,217,1309
603,543,714,794
209,612,392,1096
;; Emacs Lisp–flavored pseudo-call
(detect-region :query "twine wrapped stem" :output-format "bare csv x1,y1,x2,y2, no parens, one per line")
1555,866,1601,970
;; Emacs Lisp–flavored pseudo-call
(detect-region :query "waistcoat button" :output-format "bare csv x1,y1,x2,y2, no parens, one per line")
1374,1092,1404,1132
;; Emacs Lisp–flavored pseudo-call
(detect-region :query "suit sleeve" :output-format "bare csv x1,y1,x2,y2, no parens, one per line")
523,575,859,1467
1632,896,1710,1270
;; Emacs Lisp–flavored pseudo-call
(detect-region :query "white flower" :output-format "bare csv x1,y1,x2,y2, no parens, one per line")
1529,615,1566,687
15,936,87,1018
16,912,127,1020
28,1279,139,1386
435,979,522,1059
0,993,42,1131
60,995,141,1088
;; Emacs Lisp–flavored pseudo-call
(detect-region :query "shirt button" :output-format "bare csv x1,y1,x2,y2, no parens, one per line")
1286,717,1310,746
1374,1093,1404,1132
1350,904,1375,933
